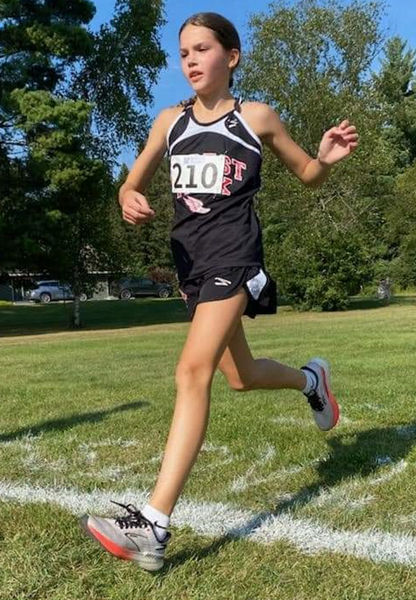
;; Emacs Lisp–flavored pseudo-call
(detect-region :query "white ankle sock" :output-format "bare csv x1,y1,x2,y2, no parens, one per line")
301,368,318,395
142,504,170,532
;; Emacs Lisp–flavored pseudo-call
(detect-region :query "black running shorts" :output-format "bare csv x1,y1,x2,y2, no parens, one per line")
179,266,277,321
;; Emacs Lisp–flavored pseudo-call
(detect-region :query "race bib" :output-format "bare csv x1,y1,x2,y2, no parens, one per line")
170,154,225,195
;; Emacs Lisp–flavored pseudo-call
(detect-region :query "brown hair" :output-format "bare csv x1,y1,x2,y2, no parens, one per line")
179,12,241,88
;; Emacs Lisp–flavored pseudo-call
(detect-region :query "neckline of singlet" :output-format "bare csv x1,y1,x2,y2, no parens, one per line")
188,98,241,127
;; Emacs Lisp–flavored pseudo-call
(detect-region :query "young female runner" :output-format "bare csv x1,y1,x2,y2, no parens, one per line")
80,12,359,571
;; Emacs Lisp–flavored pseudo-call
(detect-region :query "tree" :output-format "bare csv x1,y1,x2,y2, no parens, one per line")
374,37,416,166
73,0,166,154
373,36,416,171
0,0,96,277
113,158,175,276
110,164,147,277
0,0,166,156
10,88,115,326
132,158,174,272
383,163,416,288
238,0,396,309
0,0,95,148
0,1,167,327
369,36,416,286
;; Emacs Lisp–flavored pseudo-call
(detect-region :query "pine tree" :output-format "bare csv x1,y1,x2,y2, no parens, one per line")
0,1,167,327
374,36,416,170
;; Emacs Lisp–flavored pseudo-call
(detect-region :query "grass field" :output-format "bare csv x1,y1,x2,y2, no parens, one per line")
1,297,416,599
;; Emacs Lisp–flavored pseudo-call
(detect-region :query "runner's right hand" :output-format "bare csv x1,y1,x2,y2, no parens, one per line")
120,190,155,225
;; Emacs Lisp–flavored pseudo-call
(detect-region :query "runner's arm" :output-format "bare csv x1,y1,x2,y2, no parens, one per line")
253,103,333,188
118,107,181,205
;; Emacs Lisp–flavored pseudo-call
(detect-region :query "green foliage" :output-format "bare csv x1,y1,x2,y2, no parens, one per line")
239,0,384,141
0,0,94,97
265,222,374,310
373,36,416,170
0,0,99,284
106,158,175,281
11,90,91,131
0,0,168,328
112,159,174,278
74,0,167,151
134,158,174,271
107,164,146,277
239,0,395,310
384,163,416,288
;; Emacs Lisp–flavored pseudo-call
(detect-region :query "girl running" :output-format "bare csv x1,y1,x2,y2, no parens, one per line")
80,12,359,571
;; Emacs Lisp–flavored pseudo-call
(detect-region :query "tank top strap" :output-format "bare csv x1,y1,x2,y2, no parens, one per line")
234,97,244,112
181,97,197,112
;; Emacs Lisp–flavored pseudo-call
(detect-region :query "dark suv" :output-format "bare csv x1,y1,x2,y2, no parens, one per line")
111,277,173,300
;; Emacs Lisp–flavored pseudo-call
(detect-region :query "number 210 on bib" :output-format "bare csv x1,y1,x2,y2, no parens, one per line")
170,154,225,195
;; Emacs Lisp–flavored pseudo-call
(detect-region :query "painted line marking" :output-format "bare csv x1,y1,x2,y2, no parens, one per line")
1,480,416,566
230,444,276,492
272,416,356,427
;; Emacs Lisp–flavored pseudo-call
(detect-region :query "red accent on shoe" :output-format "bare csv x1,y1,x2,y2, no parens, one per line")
320,366,340,428
88,524,134,560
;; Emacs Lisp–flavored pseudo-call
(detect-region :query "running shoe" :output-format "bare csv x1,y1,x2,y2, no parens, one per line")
301,358,340,431
80,501,171,572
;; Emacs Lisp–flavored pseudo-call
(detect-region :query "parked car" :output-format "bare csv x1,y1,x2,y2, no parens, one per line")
110,277,173,300
27,281,89,304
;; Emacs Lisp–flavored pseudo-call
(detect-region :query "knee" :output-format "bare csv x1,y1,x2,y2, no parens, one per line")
175,361,214,390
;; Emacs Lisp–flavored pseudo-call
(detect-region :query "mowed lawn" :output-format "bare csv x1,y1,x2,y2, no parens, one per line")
0,297,416,600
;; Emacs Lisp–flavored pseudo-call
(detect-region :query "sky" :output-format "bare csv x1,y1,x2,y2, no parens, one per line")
90,0,416,167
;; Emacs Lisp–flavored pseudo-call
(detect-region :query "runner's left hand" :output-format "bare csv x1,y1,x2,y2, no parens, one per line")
317,120,359,166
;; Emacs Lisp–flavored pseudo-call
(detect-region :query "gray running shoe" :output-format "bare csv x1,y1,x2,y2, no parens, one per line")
80,501,171,572
301,358,340,431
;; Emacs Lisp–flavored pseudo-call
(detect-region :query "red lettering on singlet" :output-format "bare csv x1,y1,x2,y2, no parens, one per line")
231,158,247,181
224,155,232,176
222,177,233,196
202,153,248,196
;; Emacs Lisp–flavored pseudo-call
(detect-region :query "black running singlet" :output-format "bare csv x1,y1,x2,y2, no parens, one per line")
167,98,265,282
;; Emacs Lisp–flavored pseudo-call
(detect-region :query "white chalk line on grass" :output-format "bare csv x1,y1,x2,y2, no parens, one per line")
229,445,327,493
363,403,386,413
271,415,356,427
1,480,416,566
230,444,276,492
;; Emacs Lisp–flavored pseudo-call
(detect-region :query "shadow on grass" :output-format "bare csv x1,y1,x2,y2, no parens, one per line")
161,421,416,572
161,538,232,576
0,400,149,443
347,295,416,311
231,421,416,536
0,298,189,338
2,295,416,338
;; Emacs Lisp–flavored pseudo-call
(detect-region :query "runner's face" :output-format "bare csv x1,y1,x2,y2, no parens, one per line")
179,25,238,93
